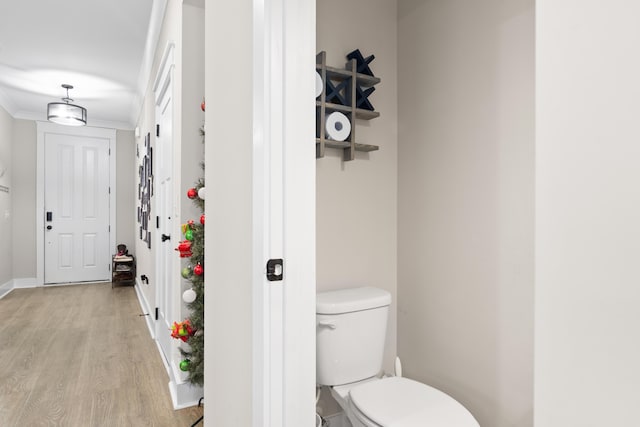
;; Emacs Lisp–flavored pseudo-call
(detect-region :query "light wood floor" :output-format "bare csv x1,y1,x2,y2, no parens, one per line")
0,283,203,426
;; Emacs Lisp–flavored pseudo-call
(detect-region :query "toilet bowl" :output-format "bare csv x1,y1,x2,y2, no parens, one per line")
331,376,479,427
316,287,479,427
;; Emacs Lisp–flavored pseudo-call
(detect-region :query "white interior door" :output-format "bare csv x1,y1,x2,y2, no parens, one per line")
154,43,175,365
43,132,111,284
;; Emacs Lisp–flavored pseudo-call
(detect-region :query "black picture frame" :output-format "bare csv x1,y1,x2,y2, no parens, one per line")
138,132,154,249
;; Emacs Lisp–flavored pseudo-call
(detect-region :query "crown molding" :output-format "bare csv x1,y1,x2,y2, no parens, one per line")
132,0,169,126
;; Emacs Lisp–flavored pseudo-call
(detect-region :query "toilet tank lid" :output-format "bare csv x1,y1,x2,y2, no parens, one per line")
316,287,391,314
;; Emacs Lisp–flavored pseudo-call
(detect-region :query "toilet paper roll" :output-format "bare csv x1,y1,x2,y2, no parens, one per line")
325,112,351,142
315,71,323,98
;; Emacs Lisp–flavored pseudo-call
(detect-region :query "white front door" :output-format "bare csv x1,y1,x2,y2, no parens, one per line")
154,43,175,365
43,132,111,284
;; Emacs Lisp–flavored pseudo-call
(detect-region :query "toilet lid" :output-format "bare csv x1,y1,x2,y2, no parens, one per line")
349,377,479,427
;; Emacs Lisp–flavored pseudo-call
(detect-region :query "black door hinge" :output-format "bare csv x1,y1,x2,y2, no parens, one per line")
155,307,159,320
156,124,160,137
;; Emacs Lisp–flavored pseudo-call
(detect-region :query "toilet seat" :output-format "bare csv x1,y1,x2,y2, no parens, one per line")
348,377,479,427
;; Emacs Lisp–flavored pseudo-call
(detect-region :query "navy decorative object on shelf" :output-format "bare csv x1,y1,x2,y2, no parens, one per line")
350,85,376,111
325,78,350,105
345,49,376,111
347,49,375,76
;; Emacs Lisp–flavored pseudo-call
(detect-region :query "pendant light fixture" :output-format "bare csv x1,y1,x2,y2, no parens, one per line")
47,84,87,126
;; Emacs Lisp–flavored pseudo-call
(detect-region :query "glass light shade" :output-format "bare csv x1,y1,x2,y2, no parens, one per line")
47,102,87,126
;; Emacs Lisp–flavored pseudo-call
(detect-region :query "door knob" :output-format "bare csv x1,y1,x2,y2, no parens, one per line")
161,234,171,242
46,225,52,230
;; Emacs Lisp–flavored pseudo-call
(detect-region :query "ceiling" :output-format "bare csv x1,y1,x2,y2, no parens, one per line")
0,0,165,129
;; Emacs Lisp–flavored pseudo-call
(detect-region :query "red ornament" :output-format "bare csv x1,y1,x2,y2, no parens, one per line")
187,188,198,199
193,263,204,276
200,214,205,225
201,99,206,112
171,319,194,342
175,240,193,258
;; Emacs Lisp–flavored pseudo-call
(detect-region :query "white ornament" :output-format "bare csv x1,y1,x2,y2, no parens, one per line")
197,187,206,200
182,288,197,303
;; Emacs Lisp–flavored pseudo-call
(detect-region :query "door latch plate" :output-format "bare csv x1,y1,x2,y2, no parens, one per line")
266,259,283,281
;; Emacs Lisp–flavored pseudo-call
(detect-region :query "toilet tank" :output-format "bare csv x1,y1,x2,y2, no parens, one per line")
316,287,391,386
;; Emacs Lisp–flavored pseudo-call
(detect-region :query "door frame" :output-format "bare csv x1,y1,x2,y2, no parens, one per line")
253,0,316,425
36,122,116,286
153,40,176,366
204,0,315,425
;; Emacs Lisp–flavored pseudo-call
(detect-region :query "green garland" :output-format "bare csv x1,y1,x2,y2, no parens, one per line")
179,182,205,386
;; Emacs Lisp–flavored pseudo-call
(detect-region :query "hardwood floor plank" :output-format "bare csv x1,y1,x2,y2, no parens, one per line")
0,283,203,427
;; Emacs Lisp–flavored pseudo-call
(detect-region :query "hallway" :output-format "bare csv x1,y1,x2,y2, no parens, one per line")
0,283,203,426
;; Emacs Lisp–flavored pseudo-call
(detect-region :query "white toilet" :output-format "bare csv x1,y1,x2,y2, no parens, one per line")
317,287,480,427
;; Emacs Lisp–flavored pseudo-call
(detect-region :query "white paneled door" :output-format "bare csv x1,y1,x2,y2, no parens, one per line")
154,42,175,368
43,132,111,284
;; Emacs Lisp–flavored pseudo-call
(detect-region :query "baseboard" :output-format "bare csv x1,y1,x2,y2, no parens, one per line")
169,379,203,410
0,279,13,300
13,278,37,288
0,278,38,300
158,336,203,410
134,279,155,339
134,278,201,410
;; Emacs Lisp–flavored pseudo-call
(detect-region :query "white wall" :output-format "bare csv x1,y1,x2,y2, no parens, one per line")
316,0,398,372
11,120,36,280
204,1,253,425
397,1,534,426
180,4,204,228
116,130,136,253
535,1,640,425
0,105,13,286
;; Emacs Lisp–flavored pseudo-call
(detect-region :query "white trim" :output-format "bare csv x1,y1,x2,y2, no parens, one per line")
135,277,202,410
132,0,169,126
252,0,316,425
168,380,203,410
153,42,176,96
135,279,156,339
252,0,271,422
36,122,117,286
0,280,13,299
281,0,317,424
109,136,117,273
13,278,37,288
0,278,43,300
153,38,177,384
43,281,107,288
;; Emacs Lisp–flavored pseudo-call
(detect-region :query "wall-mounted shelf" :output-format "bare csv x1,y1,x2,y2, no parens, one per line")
316,101,380,120
316,51,380,161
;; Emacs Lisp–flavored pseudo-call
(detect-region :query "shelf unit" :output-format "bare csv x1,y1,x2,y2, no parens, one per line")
112,255,136,288
316,51,381,161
